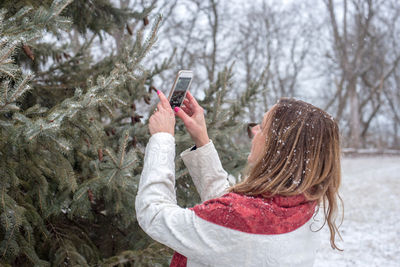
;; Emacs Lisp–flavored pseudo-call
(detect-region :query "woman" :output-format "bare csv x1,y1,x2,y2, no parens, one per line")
135,90,342,267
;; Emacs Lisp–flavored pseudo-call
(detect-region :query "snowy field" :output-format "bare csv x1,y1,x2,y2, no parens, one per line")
314,155,400,267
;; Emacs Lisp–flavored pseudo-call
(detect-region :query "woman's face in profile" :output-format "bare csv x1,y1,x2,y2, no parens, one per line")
248,108,272,164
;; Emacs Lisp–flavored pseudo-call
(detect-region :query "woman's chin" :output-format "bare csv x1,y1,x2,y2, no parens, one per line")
247,154,254,164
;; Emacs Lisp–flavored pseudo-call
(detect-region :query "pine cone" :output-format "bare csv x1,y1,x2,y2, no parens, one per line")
143,16,149,26
98,148,103,161
55,54,62,62
88,189,95,204
131,114,143,125
132,136,137,148
84,138,90,148
126,24,133,35
23,44,34,61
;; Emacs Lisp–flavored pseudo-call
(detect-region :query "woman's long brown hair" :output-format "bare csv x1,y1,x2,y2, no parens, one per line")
229,98,343,250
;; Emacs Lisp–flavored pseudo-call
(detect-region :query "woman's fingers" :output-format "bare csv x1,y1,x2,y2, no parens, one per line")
181,105,193,116
174,107,191,125
176,92,210,147
185,91,202,112
185,91,196,103
149,96,175,136
182,99,194,113
183,98,190,106
157,102,163,111
157,90,172,110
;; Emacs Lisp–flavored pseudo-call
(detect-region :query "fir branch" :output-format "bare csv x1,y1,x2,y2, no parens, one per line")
1,188,5,211
23,104,48,117
0,55,19,80
0,40,19,63
73,186,89,202
211,65,232,124
114,97,127,106
8,74,33,103
24,118,60,142
0,9,6,29
50,0,74,18
101,242,172,267
101,103,114,117
52,137,71,152
9,6,33,21
12,113,31,125
106,170,118,185
2,0,73,40
104,148,118,167
0,80,9,106
19,239,49,267
118,131,129,169
141,14,162,57
121,156,137,171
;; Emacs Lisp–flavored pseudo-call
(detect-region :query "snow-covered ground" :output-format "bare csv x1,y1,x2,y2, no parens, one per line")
314,156,400,267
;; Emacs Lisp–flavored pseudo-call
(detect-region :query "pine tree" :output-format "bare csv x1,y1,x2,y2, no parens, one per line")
0,1,261,266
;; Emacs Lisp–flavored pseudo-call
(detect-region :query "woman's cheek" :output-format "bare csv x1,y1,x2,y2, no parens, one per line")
248,142,256,163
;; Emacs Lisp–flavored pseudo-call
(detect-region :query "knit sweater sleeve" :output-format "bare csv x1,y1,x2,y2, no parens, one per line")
180,140,230,202
135,133,233,264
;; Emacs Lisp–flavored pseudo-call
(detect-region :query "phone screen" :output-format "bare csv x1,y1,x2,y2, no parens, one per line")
170,77,191,108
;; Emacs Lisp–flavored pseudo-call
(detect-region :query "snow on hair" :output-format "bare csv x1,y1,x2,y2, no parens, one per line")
229,97,343,250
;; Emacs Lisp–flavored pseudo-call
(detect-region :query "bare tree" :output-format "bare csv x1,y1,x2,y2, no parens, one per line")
234,1,315,121
323,0,400,148
152,0,237,93
385,66,400,148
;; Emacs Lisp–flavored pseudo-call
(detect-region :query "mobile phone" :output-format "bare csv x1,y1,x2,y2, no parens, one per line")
168,70,193,109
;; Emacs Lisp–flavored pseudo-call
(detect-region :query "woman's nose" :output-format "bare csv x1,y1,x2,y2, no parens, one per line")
251,125,261,137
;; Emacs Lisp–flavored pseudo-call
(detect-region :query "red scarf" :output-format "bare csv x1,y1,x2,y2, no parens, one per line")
170,192,317,267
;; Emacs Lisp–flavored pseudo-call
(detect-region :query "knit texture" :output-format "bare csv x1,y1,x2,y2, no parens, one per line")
170,193,317,267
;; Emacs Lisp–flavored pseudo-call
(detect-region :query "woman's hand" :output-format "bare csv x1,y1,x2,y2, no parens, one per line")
149,91,175,136
174,91,210,147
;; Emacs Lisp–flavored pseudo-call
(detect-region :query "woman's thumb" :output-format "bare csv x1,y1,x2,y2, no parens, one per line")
174,107,190,124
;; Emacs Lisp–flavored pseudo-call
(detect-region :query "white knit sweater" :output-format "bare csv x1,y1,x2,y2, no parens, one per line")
135,133,320,267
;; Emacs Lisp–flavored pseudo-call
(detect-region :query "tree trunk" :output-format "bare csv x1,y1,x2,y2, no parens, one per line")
393,120,399,149
349,79,361,148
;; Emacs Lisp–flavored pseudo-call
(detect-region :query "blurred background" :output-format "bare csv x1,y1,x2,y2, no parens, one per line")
141,0,400,151
38,0,400,150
